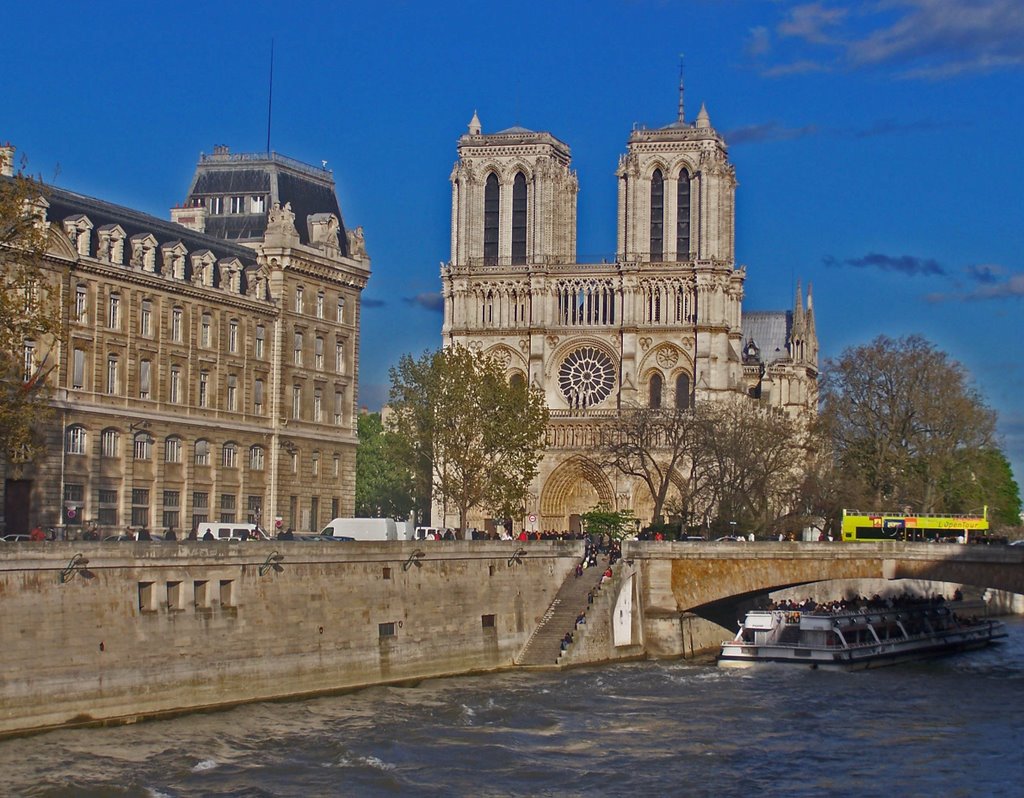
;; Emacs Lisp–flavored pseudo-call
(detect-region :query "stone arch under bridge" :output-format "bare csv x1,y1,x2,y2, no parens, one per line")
628,541,1024,619
540,455,615,531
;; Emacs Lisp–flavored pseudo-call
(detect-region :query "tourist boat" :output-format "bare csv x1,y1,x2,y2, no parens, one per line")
718,605,1007,670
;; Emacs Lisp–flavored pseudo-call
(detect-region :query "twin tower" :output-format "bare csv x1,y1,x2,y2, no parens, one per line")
439,104,817,530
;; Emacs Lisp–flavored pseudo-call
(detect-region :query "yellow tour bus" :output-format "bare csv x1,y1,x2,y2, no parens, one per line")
841,507,988,543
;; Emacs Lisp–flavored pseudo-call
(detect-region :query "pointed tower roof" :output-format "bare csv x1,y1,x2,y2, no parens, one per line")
792,280,806,336
468,111,482,135
696,103,711,129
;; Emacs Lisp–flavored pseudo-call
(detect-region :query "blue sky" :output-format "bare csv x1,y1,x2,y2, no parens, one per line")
3,0,1022,487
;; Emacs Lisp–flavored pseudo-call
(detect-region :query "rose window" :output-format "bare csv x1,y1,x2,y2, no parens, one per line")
558,347,615,409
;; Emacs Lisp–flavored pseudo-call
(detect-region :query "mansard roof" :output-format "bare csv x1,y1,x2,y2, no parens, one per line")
182,148,348,254
742,310,792,365
41,182,258,268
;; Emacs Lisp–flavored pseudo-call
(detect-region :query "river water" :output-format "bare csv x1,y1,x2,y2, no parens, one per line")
2,617,1022,797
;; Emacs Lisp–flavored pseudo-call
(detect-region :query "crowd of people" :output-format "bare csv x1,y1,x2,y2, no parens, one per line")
763,590,965,616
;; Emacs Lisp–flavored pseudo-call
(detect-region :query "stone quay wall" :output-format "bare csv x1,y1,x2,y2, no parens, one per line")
0,541,580,738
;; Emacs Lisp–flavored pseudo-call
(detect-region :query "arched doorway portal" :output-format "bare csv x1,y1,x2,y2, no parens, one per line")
539,456,615,532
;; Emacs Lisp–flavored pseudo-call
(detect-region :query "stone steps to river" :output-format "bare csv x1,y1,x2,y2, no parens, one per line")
515,555,609,666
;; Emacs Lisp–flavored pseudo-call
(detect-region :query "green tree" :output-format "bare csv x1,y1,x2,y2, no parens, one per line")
388,345,549,533
580,505,635,540
822,334,1007,514
1,164,62,462
355,412,415,519
943,448,1022,528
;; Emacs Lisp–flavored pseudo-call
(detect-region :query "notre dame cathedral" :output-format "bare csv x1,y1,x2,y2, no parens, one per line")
440,98,818,533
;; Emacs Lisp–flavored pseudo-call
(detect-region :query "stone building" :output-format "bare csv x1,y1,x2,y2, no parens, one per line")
440,103,818,532
0,145,368,537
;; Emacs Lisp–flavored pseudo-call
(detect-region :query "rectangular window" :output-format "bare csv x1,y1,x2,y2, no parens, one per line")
75,285,88,323
131,488,150,527
194,580,210,609
200,314,211,347
311,454,320,477
334,391,344,425
138,582,156,612
106,356,119,394
171,307,183,342
247,494,262,525
313,389,323,422
227,374,237,411
293,331,303,366
22,341,34,381
290,453,298,475
108,294,120,329
169,367,181,404
378,622,396,638
315,337,324,370
140,300,152,337
294,286,304,313
209,196,223,214
98,489,118,525
101,429,118,458
310,496,319,531
219,579,235,607
335,341,345,374
199,371,209,408
192,491,209,530
72,348,85,389
165,437,181,463
228,320,239,353
382,567,392,580
482,614,496,628
139,360,151,400
316,293,324,319
163,490,180,530
254,378,264,414
230,195,245,214
220,493,236,523
331,497,339,517
254,325,265,358
249,446,264,471
337,297,345,323
292,385,302,419
289,494,297,527
166,581,183,611
251,195,266,214
66,426,87,454
333,455,340,478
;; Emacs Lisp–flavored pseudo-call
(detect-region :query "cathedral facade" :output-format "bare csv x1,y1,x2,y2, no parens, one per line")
440,103,818,532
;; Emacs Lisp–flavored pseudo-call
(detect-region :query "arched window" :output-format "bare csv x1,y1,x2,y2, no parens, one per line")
195,439,210,466
649,374,663,409
509,372,526,392
484,173,499,265
101,428,119,458
133,432,152,460
65,425,87,455
677,169,691,258
675,373,691,410
250,445,265,471
511,172,527,265
165,436,182,463
222,442,237,468
650,169,664,261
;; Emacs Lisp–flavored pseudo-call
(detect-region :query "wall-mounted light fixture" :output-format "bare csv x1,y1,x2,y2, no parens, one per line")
403,549,425,571
59,553,93,584
507,547,527,567
280,440,298,455
129,420,152,432
259,551,285,576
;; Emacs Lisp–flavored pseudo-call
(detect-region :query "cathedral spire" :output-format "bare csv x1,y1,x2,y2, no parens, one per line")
677,54,685,124
793,279,805,333
696,103,710,130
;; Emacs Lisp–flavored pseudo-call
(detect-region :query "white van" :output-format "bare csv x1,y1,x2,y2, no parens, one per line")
196,523,269,542
318,518,413,541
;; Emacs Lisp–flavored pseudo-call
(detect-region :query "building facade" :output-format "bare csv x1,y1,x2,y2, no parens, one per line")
440,104,818,532
0,145,369,537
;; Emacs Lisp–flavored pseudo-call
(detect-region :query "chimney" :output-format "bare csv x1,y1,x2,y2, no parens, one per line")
171,204,207,233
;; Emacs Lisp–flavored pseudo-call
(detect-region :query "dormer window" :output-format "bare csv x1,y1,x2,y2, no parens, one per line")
209,197,224,214
230,196,245,214
130,233,158,271
251,195,266,214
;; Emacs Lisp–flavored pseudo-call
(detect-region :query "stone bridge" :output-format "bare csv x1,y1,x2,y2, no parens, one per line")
623,541,1024,652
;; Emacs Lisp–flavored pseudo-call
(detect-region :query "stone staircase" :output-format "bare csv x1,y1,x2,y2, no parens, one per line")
515,557,608,666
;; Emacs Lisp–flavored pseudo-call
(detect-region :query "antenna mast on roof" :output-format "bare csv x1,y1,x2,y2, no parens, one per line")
678,53,685,124
266,39,275,154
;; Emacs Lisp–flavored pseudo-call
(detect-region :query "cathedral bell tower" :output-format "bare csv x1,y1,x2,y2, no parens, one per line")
449,113,578,268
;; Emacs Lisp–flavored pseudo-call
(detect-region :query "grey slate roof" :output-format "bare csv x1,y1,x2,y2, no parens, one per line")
183,151,348,255
742,310,792,365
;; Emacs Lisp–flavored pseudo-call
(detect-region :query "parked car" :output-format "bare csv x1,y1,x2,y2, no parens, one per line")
2,534,31,542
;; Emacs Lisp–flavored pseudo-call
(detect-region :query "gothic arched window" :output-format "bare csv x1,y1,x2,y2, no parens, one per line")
511,172,527,265
509,372,526,392
675,373,691,410
649,373,663,409
484,173,499,265
677,169,691,258
650,169,664,262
